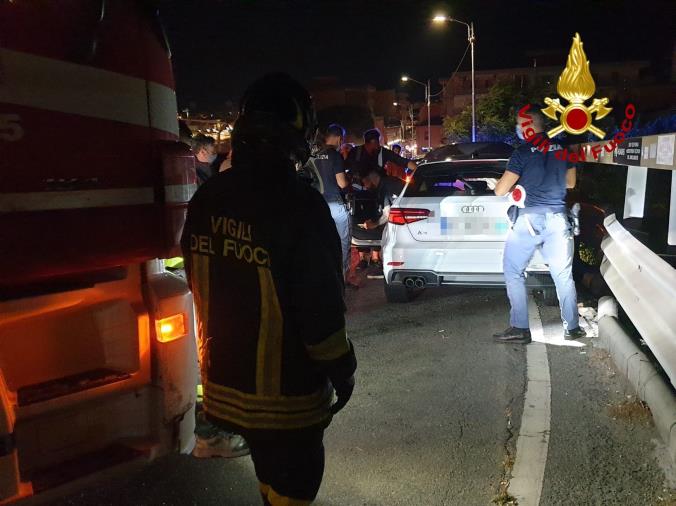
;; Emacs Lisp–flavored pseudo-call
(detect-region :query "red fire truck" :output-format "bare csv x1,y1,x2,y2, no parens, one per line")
0,2,198,502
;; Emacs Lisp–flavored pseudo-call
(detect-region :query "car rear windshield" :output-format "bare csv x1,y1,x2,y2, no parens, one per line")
406,162,506,197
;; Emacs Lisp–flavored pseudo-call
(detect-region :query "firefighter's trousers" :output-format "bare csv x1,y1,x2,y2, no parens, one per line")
245,427,325,505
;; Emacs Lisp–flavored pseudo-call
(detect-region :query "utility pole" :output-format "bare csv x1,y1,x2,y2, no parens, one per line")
427,79,431,150
469,22,476,142
401,75,431,150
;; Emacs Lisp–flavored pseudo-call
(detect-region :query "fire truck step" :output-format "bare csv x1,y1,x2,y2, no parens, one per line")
25,444,146,493
17,368,131,406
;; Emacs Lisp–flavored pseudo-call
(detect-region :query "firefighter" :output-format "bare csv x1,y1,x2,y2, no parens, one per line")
181,73,357,505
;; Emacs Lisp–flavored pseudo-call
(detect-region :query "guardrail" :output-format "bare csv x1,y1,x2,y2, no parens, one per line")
581,133,676,171
600,214,676,387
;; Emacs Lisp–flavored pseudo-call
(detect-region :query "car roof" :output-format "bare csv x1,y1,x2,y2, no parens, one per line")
422,142,514,163
414,159,508,174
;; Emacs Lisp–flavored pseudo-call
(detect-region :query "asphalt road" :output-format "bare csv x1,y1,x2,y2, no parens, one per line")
50,280,673,506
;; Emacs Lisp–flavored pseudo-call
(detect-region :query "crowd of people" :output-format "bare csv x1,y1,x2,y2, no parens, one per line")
302,125,417,280
189,116,418,283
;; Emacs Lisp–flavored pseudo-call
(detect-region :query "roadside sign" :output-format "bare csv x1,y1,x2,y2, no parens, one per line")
613,138,642,165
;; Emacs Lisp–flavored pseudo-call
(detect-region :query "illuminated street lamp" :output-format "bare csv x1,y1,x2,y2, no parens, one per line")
401,75,431,150
433,14,476,142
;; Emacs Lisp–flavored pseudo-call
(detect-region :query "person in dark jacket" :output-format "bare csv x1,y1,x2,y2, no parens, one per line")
346,128,416,178
355,168,405,278
192,134,220,185
181,73,357,505
346,130,413,274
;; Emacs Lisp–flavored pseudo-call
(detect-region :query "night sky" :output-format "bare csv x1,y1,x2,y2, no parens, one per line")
161,0,675,112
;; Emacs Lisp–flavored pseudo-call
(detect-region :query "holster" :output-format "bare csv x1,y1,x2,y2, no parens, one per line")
568,203,581,236
506,205,519,228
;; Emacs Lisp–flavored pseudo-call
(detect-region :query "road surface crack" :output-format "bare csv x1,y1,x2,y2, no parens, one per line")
493,398,518,505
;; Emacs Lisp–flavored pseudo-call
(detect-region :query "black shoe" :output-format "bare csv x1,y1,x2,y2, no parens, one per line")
366,262,384,279
493,327,532,344
356,259,369,271
564,327,587,340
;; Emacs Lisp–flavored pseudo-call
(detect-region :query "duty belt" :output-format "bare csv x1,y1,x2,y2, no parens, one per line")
324,196,346,204
519,205,566,215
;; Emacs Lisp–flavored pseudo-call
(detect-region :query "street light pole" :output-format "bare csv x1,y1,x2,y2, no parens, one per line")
469,22,476,142
427,78,431,150
433,15,476,142
393,101,406,142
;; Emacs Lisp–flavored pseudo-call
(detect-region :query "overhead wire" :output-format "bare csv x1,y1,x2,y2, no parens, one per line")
429,41,471,98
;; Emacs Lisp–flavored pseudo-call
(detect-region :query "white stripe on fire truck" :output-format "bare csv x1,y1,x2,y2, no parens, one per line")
0,48,178,135
0,188,155,212
165,183,197,203
148,81,180,136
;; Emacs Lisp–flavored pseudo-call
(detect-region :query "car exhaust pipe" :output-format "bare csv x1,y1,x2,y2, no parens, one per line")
404,278,416,288
414,278,425,289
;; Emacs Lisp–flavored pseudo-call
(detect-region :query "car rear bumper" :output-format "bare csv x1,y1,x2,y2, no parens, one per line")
386,269,554,288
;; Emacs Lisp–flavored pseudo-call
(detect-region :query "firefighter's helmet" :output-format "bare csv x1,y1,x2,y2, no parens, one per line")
234,73,318,165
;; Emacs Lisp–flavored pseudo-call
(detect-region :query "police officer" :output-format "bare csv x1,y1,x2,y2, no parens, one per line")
306,123,351,276
181,73,357,506
493,110,587,343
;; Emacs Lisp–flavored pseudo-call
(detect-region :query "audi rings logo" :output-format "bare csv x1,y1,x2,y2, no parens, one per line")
461,205,485,213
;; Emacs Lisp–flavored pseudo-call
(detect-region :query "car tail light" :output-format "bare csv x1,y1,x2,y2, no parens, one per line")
387,261,405,266
156,313,187,343
389,208,430,225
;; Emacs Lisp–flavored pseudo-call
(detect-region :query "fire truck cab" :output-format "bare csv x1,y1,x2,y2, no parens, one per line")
0,2,198,502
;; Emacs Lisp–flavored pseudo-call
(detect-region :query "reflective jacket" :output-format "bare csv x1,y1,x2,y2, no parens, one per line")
181,161,356,432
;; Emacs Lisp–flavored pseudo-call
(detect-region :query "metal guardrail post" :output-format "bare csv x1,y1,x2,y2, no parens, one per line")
669,171,676,246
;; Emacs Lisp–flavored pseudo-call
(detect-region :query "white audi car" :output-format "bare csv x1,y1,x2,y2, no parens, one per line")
381,143,554,302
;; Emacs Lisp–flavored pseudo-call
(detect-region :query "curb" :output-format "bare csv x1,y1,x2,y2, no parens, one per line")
596,299,676,464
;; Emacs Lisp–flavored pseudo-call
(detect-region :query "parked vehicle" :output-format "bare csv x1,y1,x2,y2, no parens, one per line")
381,144,554,302
0,2,198,502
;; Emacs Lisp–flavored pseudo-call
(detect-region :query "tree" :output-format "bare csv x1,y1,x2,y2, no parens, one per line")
443,79,555,143
443,108,471,142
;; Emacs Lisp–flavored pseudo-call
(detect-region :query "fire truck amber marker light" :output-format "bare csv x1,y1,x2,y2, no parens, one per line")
156,314,187,343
